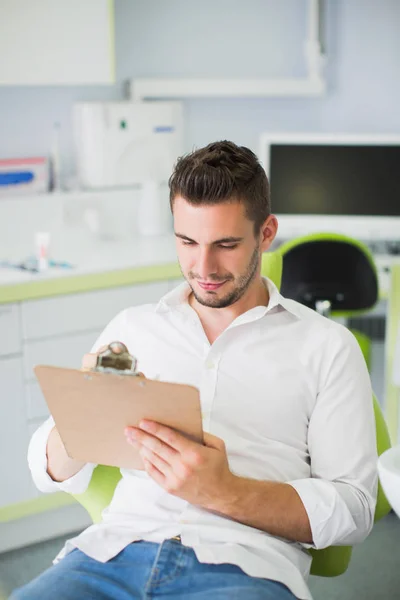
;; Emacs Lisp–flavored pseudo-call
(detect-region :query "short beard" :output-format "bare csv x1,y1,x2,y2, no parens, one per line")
185,245,260,309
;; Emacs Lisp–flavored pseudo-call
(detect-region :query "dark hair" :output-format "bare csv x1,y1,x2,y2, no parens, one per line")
169,140,270,234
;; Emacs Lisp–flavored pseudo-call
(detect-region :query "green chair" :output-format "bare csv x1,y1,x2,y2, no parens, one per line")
277,232,379,370
71,250,391,578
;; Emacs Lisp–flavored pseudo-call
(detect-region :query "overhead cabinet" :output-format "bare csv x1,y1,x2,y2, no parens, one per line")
0,0,115,85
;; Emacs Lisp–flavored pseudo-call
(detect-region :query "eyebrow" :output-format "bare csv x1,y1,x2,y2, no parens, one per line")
174,233,244,244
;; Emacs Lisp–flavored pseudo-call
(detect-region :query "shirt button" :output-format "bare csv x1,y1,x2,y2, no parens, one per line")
205,360,215,369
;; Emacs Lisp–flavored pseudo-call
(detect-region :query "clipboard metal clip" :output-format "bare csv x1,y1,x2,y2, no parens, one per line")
94,341,138,376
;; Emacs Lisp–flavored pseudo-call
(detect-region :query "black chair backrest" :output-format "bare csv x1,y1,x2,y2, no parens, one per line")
280,240,378,311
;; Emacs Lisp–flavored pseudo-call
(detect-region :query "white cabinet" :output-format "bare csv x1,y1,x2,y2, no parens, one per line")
0,0,114,85
26,381,49,421
21,281,169,341
23,331,97,381
0,304,21,356
0,357,36,508
22,280,171,377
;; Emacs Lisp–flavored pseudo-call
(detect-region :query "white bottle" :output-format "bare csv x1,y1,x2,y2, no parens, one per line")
137,181,172,236
35,232,50,271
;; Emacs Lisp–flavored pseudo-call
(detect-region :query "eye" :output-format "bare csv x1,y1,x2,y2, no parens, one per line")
218,244,238,250
182,240,195,246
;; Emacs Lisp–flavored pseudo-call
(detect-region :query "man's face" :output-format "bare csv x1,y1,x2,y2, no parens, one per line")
173,196,271,309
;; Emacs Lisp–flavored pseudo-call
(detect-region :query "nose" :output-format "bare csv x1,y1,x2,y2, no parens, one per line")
195,247,218,280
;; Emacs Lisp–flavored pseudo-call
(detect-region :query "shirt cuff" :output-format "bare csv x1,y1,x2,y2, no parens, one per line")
28,418,96,495
288,478,357,549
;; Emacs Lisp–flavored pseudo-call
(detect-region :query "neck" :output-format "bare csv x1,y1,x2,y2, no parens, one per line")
189,277,269,337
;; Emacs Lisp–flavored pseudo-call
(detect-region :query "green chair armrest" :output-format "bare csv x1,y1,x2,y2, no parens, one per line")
309,546,353,578
72,465,122,524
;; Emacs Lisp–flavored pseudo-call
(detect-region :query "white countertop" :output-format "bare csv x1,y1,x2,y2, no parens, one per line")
0,231,178,287
1,191,399,299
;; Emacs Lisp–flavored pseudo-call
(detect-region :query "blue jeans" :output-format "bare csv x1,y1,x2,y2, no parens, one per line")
11,539,299,599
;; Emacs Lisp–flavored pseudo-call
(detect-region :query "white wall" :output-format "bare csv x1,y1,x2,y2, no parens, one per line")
0,0,399,179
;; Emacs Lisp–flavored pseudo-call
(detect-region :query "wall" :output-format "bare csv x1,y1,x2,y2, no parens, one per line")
0,0,399,181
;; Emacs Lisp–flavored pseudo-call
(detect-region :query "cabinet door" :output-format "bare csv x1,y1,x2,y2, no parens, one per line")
0,304,21,356
26,381,50,421
0,0,114,85
21,281,170,341
23,331,98,382
0,357,36,508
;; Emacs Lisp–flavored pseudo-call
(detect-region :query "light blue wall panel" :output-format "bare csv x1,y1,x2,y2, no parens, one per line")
0,0,399,179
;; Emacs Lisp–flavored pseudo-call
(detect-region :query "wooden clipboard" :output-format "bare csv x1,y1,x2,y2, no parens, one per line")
34,365,203,470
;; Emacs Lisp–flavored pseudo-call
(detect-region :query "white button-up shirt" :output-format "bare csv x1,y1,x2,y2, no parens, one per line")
28,278,378,600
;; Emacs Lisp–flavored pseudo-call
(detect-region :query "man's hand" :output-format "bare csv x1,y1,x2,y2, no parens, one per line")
81,346,108,370
124,421,234,510
124,421,313,543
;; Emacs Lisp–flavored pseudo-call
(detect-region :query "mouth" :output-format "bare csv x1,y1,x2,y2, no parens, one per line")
197,281,226,291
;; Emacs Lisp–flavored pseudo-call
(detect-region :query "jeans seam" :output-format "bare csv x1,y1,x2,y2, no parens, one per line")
143,541,164,597
145,542,187,591
151,554,186,587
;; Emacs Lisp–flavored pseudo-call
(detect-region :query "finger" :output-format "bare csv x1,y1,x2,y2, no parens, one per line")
140,447,172,476
125,428,179,464
203,432,226,451
138,420,196,454
81,345,108,370
142,457,166,486
81,353,97,370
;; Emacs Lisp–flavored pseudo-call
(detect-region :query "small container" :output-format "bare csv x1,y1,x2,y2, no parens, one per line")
0,157,50,196
34,232,50,271
137,181,172,236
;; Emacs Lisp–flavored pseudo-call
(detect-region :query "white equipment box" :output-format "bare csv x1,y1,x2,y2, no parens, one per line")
73,101,184,189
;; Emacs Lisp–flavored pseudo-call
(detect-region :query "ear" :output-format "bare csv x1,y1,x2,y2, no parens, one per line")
259,215,278,252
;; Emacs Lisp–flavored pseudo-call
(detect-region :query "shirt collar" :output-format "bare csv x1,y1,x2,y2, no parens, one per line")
155,277,300,320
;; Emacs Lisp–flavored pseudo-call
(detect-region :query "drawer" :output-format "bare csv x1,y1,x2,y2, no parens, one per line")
21,280,169,341
26,381,50,420
0,304,21,356
23,331,97,381
0,357,37,508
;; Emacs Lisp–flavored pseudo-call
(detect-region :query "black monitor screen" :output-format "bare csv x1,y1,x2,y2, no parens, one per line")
269,144,400,216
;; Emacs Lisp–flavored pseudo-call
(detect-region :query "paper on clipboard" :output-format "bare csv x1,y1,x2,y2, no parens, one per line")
34,365,203,470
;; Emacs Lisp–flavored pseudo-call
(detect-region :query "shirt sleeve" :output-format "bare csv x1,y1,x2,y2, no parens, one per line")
27,309,129,494
288,324,378,550
27,416,96,494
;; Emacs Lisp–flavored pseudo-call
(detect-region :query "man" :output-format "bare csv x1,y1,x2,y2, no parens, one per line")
13,141,377,600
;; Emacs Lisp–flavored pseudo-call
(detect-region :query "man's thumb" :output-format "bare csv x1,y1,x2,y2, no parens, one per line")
203,432,226,451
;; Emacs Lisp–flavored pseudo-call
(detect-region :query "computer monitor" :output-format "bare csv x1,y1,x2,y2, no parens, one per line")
259,133,400,243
